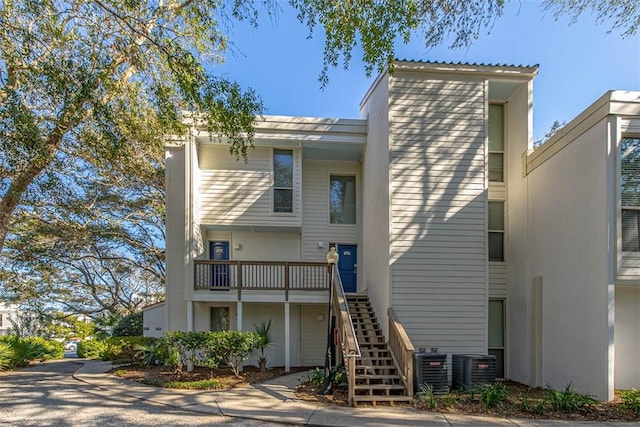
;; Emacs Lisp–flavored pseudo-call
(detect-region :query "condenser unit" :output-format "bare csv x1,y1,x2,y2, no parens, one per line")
413,351,448,395
452,354,496,390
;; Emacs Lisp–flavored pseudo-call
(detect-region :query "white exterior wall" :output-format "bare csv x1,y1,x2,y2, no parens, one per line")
198,145,302,227
360,74,392,337
505,81,534,384
142,304,165,338
0,304,17,335
388,72,488,354
528,119,613,400
165,145,188,332
302,160,359,263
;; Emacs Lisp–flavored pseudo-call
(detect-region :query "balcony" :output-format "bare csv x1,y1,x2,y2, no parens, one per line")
193,260,330,301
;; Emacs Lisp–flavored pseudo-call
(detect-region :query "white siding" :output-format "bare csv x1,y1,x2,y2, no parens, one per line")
143,304,165,338
302,160,359,262
300,304,327,366
389,73,488,353
198,146,302,227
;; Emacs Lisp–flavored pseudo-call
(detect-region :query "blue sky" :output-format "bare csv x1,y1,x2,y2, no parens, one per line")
216,1,640,141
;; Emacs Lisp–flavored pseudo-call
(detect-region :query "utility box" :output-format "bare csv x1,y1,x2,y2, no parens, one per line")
452,354,496,390
414,351,448,395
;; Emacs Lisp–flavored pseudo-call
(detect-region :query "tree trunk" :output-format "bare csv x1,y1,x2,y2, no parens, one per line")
0,117,70,253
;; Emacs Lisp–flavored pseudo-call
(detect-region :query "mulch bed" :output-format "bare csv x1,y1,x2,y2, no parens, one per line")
113,365,310,389
294,380,640,422
114,366,640,421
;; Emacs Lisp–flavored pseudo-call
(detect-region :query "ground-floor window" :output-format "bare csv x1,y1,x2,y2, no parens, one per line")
488,299,505,378
210,307,229,331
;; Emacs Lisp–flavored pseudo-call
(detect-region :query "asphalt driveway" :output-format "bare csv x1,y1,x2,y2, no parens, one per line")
0,360,284,426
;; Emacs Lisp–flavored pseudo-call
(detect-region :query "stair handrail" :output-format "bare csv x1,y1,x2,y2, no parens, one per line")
331,266,360,358
330,264,360,406
387,307,415,397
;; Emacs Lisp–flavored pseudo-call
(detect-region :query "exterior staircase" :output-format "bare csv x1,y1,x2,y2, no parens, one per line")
347,294,413,406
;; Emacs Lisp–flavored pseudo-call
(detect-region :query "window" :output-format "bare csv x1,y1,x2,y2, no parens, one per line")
330,175,356,224
488,104,504,182
273,149,293,213
488,299,505,378
210,307,229,332
621,137,640,251
488,201,504,261
0,314,3,327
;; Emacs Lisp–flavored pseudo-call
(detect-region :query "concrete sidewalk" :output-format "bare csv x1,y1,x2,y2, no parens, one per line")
73,360,633,427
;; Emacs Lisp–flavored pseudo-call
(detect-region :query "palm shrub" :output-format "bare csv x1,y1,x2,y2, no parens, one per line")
135,338,179,368
0,342,14,370
254,320,274,373
105,336,156,363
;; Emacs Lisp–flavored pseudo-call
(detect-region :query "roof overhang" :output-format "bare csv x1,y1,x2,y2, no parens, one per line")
194,115,367,161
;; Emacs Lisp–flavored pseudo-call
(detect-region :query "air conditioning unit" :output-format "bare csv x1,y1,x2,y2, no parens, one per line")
414,351,448,395
452,354,496,390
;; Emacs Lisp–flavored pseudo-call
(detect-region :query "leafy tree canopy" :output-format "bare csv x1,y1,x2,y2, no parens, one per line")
542,0,639,38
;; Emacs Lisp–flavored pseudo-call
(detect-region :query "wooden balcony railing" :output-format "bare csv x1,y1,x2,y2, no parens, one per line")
193,260,330,299
330,264,360,406
388,307,415,397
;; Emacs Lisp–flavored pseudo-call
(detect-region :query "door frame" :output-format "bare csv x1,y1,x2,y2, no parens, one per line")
330,243,357,293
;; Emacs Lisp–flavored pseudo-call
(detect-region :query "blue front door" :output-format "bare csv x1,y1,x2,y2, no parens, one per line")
209,241,230,287
337,244,357,293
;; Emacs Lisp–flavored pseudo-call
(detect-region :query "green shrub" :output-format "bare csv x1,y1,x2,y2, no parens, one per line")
112,312,143,337
478,382,509,410
105,336,156,363
415,383,438,410
545,383,594,413
0,336,63,368
77,340,108,360
307,367,324,387
619,389,640,412
0,342,14,370
205,330,259,377
162,330,259,375
135,338,179,368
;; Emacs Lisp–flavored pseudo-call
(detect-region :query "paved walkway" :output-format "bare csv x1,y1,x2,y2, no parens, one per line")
74,361,635,427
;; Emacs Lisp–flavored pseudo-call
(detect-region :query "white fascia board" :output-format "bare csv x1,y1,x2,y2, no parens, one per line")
526,91,640,174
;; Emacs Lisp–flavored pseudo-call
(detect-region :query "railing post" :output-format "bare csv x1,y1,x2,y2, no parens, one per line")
348,356,355,407
284,262,289,301
238,261,242,300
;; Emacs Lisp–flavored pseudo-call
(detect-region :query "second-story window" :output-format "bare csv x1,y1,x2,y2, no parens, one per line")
621,137,640,251
273,149,293,213
489,201,504,261
489,104,504,182
330,175,356,224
